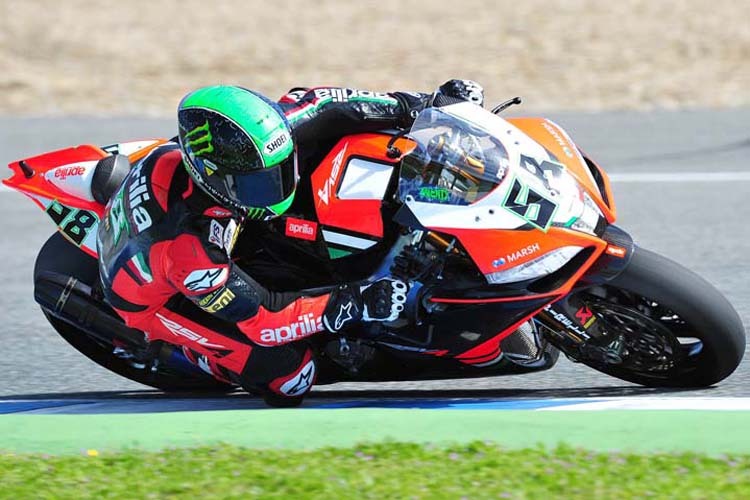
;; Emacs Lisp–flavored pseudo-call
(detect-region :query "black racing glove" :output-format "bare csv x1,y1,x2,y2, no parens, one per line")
432,79,485,107
322,278,408,333
391,80,485,128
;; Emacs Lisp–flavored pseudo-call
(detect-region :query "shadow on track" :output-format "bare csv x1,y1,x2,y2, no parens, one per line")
1,385,704,401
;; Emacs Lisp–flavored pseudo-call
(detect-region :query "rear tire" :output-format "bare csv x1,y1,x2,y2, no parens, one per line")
35,233,235,393
575,247,745,387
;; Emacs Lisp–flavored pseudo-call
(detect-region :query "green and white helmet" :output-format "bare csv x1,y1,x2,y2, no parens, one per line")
177,85,297,220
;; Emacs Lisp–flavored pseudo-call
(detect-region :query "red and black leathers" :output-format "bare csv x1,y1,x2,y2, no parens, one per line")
97,86,434,400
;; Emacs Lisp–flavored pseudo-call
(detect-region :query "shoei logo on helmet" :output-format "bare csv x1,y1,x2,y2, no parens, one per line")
184,120,214,156
264,130,289,155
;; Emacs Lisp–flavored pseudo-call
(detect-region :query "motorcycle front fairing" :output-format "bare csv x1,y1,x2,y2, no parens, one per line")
385,104,635,362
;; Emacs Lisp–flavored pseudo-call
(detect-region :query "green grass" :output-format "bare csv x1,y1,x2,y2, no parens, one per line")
2,442,750,499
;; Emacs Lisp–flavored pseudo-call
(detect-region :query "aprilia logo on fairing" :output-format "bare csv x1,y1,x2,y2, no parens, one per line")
259,313,323,345
542,121,574,159
285,217,318,241
313,88,391,103
54,165,85,179
317,143,348,205
605,245,627,258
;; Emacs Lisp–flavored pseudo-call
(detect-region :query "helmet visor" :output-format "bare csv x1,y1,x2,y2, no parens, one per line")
209,153,297,209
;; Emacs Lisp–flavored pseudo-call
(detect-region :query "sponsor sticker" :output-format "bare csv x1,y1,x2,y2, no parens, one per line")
259,313,323,345
204,206,233,218
575,305,597,329
223,219,238,252
264,131,290,155
492,243,541,268
285,217,318,241
155,313,228,350
54,165,86,179
317,143,348,206
208,220,224,249
418,187,451,202
605,245,627,258
183,267,228,292
199,288,236,313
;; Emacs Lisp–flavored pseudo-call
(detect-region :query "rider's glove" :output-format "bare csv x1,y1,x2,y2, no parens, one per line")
322,278,408,333
432,79,485,107
391,80,484,128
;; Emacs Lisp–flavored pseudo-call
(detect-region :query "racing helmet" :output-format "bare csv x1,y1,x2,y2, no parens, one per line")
178,85,297,220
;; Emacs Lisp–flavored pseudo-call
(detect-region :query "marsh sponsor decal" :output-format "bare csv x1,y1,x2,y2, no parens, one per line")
492,243,541,268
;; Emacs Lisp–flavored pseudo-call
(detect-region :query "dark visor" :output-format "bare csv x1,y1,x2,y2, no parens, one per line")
219,155,296,208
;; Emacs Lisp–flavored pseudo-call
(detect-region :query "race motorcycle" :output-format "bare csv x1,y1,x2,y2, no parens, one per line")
4,100,745,394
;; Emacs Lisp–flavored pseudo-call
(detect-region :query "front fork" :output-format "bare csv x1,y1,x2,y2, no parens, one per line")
534,225,635,362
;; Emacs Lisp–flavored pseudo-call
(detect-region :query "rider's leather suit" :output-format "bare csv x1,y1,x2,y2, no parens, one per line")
97,87,433,401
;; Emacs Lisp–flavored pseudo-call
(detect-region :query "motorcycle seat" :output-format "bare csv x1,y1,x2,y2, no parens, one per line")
91,154,131,205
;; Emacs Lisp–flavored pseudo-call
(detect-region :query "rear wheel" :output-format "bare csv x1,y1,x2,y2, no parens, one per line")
35,233,235,393
567,247,745,387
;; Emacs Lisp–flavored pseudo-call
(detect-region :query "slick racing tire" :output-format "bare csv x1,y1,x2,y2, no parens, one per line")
573,246,746,387
35,232,235,394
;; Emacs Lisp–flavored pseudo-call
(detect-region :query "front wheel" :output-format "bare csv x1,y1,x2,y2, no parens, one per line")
563,247,745,387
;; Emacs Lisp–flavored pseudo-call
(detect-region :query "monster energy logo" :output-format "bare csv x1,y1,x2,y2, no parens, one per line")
246,207,266,220
184,120,214,156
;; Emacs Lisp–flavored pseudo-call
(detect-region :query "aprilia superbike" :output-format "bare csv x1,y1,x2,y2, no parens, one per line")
5,101,745,393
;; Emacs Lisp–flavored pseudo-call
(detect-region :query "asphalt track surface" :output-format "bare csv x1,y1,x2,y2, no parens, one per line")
1,109,749,403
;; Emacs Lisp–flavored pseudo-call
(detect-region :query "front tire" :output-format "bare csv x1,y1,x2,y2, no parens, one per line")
572,247,745,387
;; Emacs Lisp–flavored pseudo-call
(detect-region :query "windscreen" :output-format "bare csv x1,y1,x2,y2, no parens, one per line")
398,107,510,206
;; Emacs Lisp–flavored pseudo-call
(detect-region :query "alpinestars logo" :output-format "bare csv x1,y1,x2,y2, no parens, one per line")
184,268,228,292
317,143,348,205
279,360,316,396
259,313,323,345
334,302,354,330
184,120,214,156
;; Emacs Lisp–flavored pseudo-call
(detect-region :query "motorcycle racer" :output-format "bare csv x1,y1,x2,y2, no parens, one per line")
96,80,484,406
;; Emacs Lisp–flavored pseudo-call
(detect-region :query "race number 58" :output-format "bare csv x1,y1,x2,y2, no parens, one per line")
46,200,97,246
